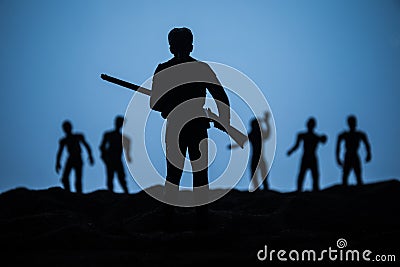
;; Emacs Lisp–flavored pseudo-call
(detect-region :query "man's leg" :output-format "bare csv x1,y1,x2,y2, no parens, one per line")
259,156,269,190
164,122,186,219
250,151,262,191
61,159,72,192
250,155,259,191
353,156,363,186
310,161,320,192
106,163,114,192
74,162,83,194
297,161,307,192
189,128,209,226
342,157,351,186
116,161,129,194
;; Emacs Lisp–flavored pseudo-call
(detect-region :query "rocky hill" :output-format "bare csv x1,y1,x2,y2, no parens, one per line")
0,179,399,266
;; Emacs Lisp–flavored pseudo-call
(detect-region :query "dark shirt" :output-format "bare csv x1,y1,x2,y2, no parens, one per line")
338,131,367,156
59,134,84,158
100,130,123,161
248,127,262,156
298,132,323,159
150,56,230,127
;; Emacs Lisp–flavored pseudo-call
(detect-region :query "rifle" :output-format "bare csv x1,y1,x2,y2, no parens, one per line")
100,74,248,148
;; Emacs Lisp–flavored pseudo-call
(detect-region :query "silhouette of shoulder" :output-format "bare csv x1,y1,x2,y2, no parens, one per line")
155,57,217,79
338,130,365,139
74,133,85,142
102,130,122,144
60,133,84,143
103,130,115,139
298,132,307,140
155,56,195,73
358,130,367,138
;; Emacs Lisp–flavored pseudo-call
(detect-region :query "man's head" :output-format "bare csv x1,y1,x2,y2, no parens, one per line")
347,115,357,131
168,27,193,57
62,120,73,134
115,115,124,130
307,117,316,131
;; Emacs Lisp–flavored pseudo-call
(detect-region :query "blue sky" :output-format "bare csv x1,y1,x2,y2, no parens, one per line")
0,0,399,193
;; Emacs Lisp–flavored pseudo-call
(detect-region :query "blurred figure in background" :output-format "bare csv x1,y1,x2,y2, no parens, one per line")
100,115,131,194
228,112,271,191
287,117,327,192
336,115,371,186
56,120,94,193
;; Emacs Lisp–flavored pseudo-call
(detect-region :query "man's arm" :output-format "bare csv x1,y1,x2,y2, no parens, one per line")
262,113,271,140
80,135,94,165
287,134,301,156
55,140,65,174
206,78,230,126
319,134,328,144
99,133,107,160
361,132,372,162
122,135,132,163
150,64,169,117
336,134,344,166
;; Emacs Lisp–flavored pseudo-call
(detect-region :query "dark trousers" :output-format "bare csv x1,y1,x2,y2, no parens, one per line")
250,150,269,190
61,157,83,193
165,121,209,216
297,156,319,192
105,160,128,193
166,127,208,188
342,154,362,186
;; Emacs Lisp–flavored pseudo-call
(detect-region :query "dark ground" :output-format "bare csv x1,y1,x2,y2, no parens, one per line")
0,179,399,266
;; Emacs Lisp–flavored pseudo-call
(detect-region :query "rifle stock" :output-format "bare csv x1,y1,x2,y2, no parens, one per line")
100,73,248,148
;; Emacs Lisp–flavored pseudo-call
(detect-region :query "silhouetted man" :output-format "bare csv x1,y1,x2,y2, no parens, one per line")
287,117,327,192
100,116,132,194
150,27,230,225
229,112,271,191
56,120,94,193
336,115,371,186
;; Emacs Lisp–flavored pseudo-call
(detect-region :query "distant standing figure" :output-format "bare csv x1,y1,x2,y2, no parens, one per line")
100,116,131,193
56,120,94,193
336,115,371,186
287,117,327,192
229,112,271,191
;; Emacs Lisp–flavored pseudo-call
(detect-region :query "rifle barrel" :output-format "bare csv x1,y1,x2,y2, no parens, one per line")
101,74,151,96
100,73,247,148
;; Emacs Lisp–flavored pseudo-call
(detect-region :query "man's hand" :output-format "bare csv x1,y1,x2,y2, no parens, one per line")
55,162,61,174
366,153,371,163
320,135,327,144
287,150,293,157
263,112,269,122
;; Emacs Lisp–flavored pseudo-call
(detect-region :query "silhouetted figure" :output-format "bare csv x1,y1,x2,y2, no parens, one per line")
287,117,327,192
100,116,132,194
336,115,371,186
228,112,271,191
55,120,94,193
150,27,230,228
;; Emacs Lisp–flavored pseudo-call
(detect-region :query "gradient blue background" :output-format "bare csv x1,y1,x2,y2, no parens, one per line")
1,0,399,193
